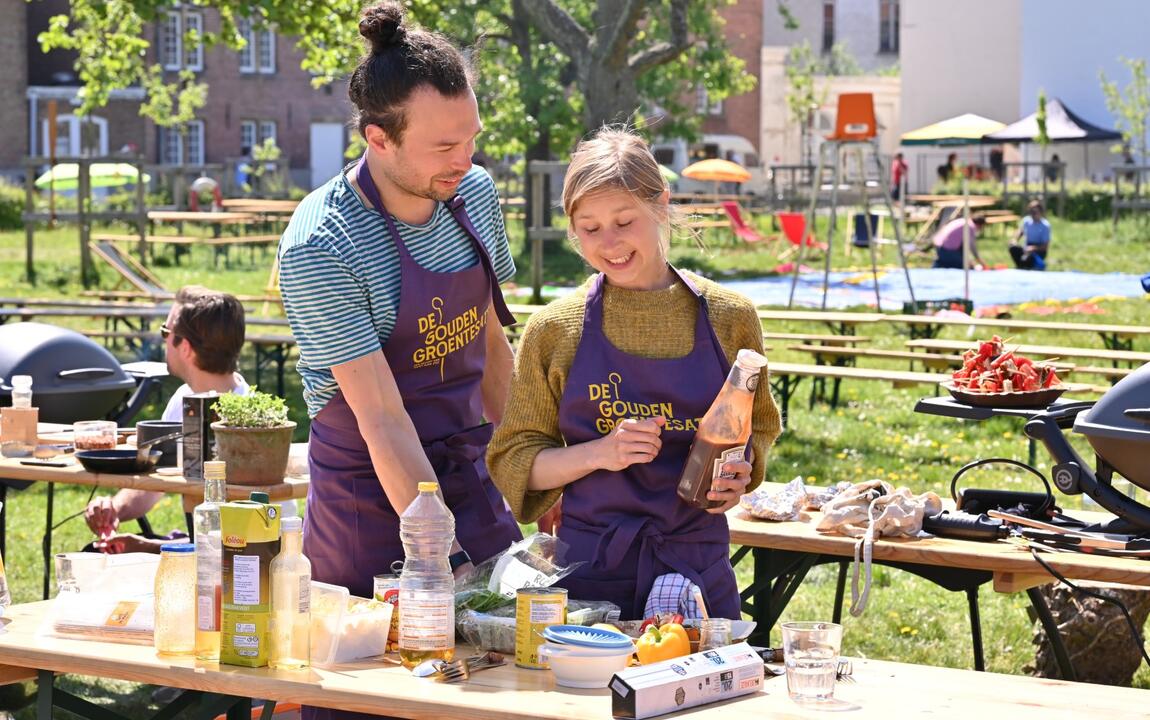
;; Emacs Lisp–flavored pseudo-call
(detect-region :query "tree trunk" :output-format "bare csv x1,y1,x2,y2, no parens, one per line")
581,63,640,129
1029,583,1150,685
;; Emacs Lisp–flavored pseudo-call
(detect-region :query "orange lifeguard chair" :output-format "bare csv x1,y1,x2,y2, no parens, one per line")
786,92,917,311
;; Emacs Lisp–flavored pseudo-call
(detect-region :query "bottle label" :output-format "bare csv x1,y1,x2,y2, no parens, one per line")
730,363,760,393
197,587,218,631
298,574,311,614
233,555,261,605
712,447,745,481
399,589,453,651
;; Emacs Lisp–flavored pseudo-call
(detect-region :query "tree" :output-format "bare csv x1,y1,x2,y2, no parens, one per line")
784,41,826,167
1100,57,1149,163
1035,87,1050,168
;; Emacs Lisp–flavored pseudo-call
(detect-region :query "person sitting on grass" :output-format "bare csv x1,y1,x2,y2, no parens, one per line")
932,215,987,270
83,286,249,554
1010,199,1050,271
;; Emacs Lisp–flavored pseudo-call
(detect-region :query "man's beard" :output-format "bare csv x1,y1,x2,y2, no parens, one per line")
385,164,462,203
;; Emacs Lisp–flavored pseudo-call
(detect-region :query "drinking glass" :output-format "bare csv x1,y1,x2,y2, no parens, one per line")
73,420,118,451
781,621,842,703
698,618,732,651
54,552,108,594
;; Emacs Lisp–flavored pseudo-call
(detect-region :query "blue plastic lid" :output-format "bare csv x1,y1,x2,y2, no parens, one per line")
541,624,634,649
160,543,194,553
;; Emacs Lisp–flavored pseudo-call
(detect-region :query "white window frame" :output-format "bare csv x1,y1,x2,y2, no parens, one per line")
185,120,205,165
257,30,276,74
695,86,722,116
238,17,255,73
879,0,899,54
41,114,109,157
159,126,182,165
159,12,181,71
240,121,257,153
159,120,205,165
258,121,277,145
183,12,204,72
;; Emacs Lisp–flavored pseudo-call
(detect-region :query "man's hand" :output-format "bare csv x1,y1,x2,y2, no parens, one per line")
85,497,119,540
97,533,163,554
706,459,752,515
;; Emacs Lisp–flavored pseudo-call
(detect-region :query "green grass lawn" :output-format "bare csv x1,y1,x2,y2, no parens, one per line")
1,207,1149,714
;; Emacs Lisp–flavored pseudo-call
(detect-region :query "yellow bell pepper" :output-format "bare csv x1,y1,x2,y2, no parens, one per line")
635,622,691,664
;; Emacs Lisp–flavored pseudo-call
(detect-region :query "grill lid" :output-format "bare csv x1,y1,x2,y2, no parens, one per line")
1073,362,1150,443
0,321,136,397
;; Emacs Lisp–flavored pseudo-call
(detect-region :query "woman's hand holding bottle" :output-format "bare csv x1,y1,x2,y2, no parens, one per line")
705,459,751,514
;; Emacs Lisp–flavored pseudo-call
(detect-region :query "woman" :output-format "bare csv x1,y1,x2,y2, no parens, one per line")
1010,199,1050,270
488,129,782,620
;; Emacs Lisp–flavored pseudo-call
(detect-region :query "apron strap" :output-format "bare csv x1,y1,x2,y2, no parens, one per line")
446,195,516,328
423,423,499,526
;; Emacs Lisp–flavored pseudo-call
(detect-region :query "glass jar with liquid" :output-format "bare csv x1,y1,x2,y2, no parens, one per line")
154,543,196,656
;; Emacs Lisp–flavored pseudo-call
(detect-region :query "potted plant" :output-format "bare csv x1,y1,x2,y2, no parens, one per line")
210,389,297,486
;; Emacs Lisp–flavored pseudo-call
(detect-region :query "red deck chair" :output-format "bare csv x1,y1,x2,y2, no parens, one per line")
720,202,766,244
776,211,826,260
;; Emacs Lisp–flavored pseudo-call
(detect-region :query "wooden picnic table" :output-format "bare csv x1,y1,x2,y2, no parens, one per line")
757,310,886,336
887,313,1150,351
906,338,1150,367
146,211,258,224
727,494,1150,681
2,601,1146,720
220,198,300,212
0,455,307,599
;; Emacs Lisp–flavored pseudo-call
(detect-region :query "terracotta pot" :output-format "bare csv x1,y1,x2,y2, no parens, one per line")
210,421,297,486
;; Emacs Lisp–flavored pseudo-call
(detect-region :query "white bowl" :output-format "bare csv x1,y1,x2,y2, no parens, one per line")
537,641,634,689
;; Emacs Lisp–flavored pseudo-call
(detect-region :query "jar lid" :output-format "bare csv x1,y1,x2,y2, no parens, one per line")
160,543,194,553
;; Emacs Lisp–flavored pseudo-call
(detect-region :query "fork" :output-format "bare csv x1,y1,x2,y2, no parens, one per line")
417,652,506,683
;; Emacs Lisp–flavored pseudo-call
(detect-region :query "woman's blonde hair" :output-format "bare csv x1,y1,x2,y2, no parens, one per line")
562,127,680,247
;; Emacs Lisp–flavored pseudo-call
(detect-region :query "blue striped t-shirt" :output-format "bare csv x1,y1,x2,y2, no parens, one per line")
278,164,515,417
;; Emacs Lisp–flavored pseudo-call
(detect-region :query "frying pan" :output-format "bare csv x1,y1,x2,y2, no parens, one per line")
75,449,162,474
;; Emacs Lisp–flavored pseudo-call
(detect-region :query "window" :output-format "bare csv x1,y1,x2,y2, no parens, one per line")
695,86,722,116
879,0,899,53
653,148,675,166
159,121,204,165
42,115,108,157
240,121,257,153
822,0,835,52
183,12,203,72
158,10,203,72
238,18,276,74
159,12,181,71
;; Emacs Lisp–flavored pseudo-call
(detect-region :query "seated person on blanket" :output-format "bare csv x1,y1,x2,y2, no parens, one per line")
1009,199,1050,270
932,215,987,270
84,286,250,553
487,128,782,620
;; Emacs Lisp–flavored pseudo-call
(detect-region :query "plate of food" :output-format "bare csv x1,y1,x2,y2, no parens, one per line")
941,382,1066,409
945,336,1065,408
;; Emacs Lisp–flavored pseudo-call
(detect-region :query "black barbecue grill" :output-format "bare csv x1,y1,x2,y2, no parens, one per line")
0,321,163,425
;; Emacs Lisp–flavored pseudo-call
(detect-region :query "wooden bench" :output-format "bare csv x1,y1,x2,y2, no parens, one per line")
906,338,1150,368
763,332,870,346
788,343,961,371
885,313,1150,350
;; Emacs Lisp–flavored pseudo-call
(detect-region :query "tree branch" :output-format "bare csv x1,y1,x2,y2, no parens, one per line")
517,0,591,63
597,0,646,62
627,0,689,74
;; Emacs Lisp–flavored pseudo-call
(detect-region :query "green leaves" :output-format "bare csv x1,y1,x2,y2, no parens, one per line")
1100,57,1149,161
214,388,290,428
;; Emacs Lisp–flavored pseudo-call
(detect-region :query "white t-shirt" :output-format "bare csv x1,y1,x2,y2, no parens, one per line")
161,374,251,421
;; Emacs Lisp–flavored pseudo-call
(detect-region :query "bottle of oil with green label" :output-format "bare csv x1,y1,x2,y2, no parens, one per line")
220,491,280,667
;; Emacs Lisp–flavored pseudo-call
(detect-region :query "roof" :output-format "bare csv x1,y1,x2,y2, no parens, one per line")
900,113,1007,146
982,98,1123,144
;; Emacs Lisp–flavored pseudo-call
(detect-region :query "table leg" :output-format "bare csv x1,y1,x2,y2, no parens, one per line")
42,483,54,600
1026,586,1078,681
739,548,818,646
0,483,7,559
36,670,53,720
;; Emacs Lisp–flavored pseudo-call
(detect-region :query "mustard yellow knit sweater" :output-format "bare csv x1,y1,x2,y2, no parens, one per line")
488,272,784,523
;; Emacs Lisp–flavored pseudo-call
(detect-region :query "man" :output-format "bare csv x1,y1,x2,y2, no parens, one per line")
1010,199,1050,270
277,0,521,611
890,152,908,201
84,286,248,551
932,216,987,269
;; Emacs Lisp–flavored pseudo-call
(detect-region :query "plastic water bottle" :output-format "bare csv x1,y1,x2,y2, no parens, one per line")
398,481,456,669
194,460,227,661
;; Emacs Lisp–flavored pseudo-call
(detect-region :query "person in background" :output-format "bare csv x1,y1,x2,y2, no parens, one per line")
277,0,521,639
932,215,987,269
1046,154,1062,183
1010,199,1050,270
487,128,782,620
890,152,908,201
937,152,958,183
84,286,249,553
989,147,1005,182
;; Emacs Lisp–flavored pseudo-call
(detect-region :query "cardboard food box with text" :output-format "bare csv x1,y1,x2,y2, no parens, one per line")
610,641,764,719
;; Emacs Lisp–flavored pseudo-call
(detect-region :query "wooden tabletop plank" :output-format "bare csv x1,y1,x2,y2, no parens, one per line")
758,310,887,325
0,458,307,501
147,211,258,223
906,338,1150,364
889,314,1150,338
0,601,1146,719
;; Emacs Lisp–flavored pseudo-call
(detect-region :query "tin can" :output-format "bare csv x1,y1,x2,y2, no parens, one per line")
515,587,567,669
373,573,401,651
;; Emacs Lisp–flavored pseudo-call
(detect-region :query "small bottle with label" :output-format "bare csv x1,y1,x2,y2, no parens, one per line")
1,375,38,458
270,515,311,670
194,460,227,661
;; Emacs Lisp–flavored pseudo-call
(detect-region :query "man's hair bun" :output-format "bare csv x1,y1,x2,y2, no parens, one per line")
359,1,407,54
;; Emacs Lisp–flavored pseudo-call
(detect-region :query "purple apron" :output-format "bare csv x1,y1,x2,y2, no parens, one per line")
303,157,522,602
555,269,741,620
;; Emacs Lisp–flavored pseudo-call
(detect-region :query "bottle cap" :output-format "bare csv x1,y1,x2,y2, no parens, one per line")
249,491,271,504
418,481,439,493
11,376,32,390
735,349,768,370
160,543,195,553
203,460,226,480
281,515,302,533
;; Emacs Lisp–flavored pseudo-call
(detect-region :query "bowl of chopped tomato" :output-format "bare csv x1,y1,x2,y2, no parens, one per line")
941,381,1066,409
945,336,1065,408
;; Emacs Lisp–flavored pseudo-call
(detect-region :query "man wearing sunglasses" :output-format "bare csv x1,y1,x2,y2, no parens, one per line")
84,286,250,551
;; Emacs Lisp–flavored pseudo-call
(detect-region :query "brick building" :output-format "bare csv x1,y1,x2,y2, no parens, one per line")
6,1,351,190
